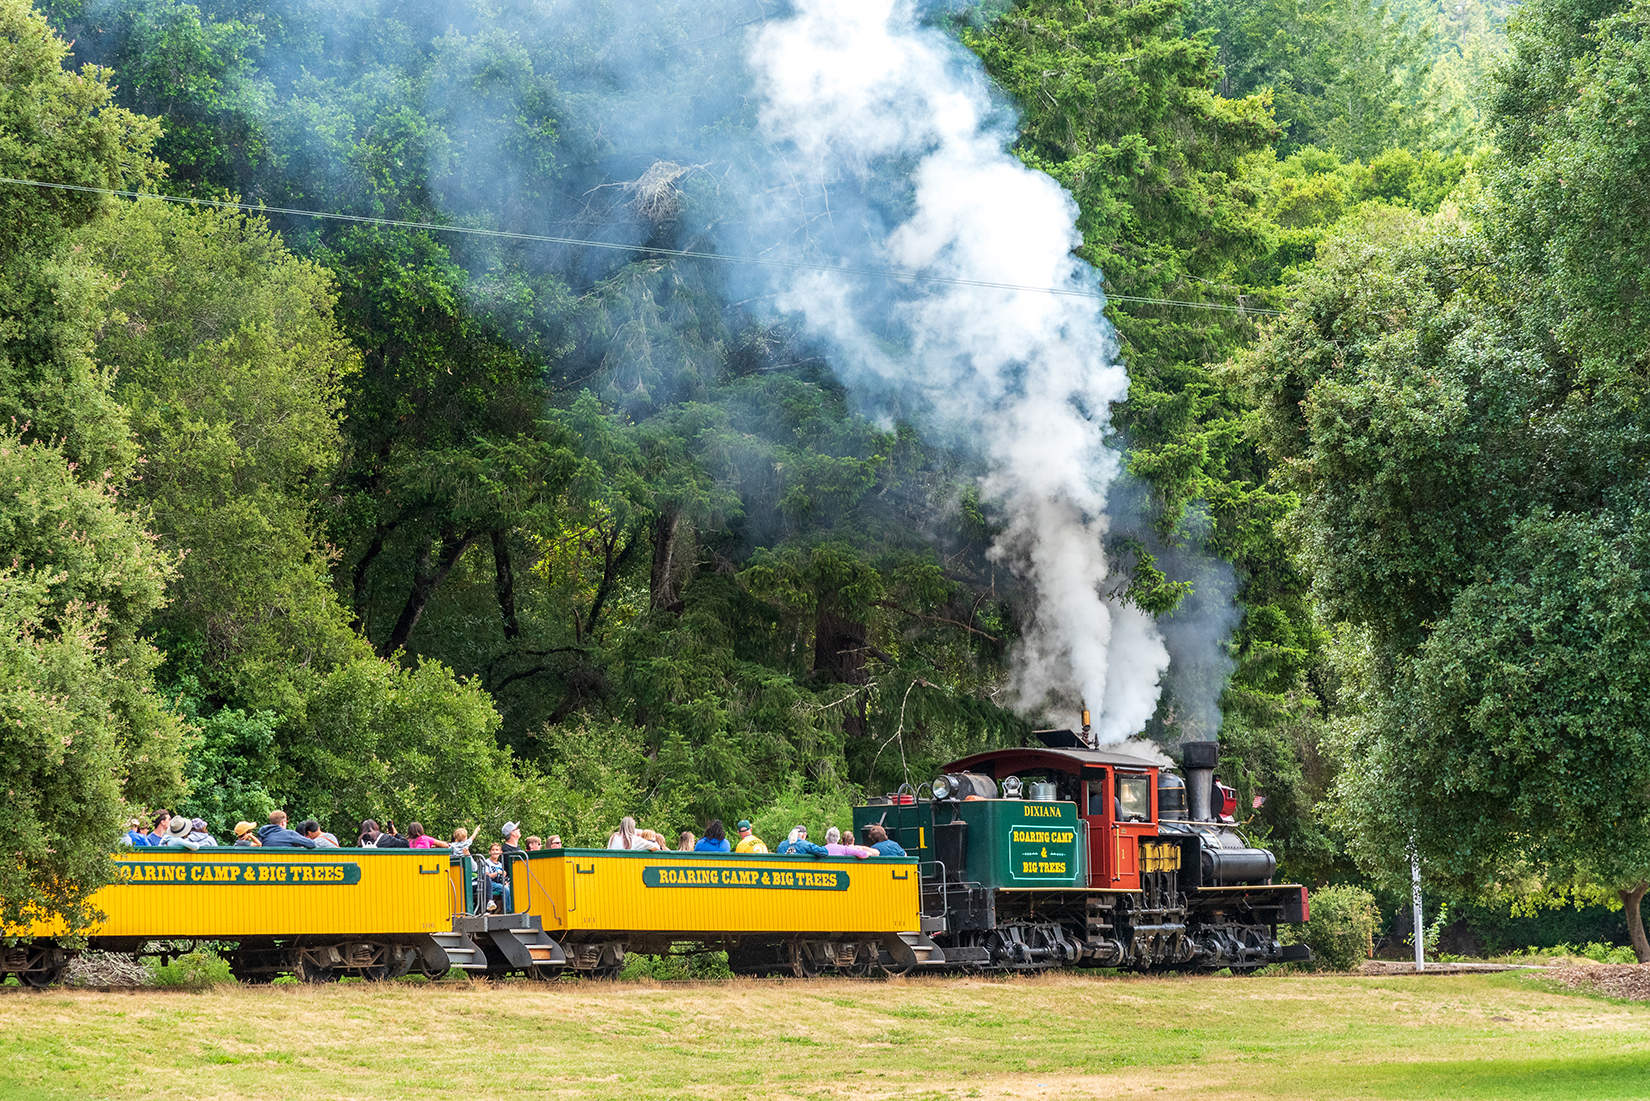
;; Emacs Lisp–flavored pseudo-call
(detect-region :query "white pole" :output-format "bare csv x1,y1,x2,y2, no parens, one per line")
1410,842,1425,972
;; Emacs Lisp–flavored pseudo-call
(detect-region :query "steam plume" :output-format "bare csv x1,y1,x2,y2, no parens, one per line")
747,0,1169,737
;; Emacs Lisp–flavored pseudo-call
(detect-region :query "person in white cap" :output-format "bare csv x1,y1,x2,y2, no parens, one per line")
501,821,523,854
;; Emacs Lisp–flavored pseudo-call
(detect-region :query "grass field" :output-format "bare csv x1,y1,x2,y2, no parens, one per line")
2,971,1647,1100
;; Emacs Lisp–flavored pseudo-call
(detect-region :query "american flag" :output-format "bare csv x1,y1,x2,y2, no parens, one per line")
1252,795,1266,809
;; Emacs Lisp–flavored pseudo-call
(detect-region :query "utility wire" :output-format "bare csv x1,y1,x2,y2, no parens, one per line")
0,176,1285,316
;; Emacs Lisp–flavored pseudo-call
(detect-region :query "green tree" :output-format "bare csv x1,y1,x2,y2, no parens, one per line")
0,0,186,928
45,0,271,195
1485,0,1650,377
74,198,362,713
0,430,187,929
1188,0,1443,157
1232,202,1650,957
0,0,159,475
284,654,543,838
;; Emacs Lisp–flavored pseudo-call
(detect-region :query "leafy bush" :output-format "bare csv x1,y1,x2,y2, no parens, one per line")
1495,941,1638,965
1286,885,1379,971
618,950,731,981
1575,941,1639,965
147,949,232,988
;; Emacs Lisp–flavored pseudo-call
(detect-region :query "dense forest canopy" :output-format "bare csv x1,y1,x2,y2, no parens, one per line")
3,0,1646,955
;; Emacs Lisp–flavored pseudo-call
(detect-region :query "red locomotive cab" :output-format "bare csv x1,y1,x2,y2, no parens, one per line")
1082,766,1157,891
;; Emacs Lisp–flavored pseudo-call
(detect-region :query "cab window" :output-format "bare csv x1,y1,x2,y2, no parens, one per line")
1085,771,1109,817
1116,774,1151,822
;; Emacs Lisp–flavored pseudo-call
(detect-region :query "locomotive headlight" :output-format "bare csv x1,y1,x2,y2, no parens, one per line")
1001,775,1024,799
931,775,953,800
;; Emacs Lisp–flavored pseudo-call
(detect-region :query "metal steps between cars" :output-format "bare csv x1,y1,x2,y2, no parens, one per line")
453,913,568,973
428,930,488,972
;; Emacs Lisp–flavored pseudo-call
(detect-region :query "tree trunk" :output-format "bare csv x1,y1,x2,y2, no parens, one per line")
585,524,640,640
814,606,870,740
491,530,520,641
649,506,681,611
350,523,393,633
1621,881,1650,963
379,528,477,656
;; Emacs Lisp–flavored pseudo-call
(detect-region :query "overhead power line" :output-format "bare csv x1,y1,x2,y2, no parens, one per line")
0,176,1284,316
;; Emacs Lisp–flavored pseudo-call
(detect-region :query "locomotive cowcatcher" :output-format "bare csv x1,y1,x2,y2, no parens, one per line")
853,726,1312,973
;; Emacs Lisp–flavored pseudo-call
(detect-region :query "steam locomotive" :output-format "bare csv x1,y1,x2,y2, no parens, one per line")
2,731,1305,984
849,728,1311,973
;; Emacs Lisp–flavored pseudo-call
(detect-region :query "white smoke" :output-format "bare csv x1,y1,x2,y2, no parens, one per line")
748,0,1170,737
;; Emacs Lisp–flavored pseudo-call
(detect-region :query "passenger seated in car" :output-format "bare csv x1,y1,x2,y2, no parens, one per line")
122,818,149,847
483,842,511,911
694,820,731,852
734,820,767,853
775,825,828,856
298,819,338,847
861,823,907,857
406,823,444,849
607,817,661,851
823,826,876,859
500,822,524,854
374,821,410,848
257,810,317,849
233,821,261,847
159,816,202,850
678,831,696,851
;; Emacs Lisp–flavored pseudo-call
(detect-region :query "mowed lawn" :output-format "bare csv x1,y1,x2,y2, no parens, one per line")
2,971,1647,1100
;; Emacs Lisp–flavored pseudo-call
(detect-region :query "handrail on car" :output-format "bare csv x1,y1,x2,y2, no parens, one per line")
502,850,531,915
918,859,948,919
446,855,463,917
452,853,489,916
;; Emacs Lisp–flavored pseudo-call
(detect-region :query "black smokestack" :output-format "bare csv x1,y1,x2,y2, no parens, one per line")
1183,741,1218,822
